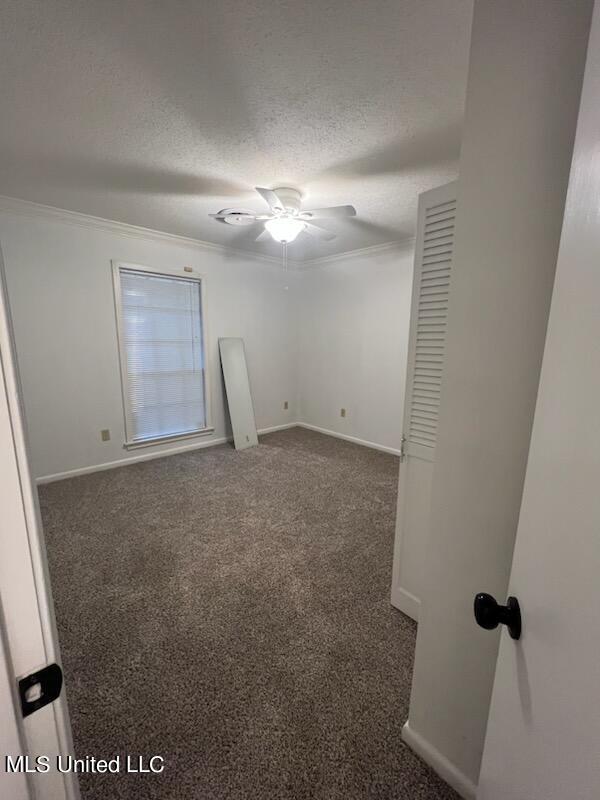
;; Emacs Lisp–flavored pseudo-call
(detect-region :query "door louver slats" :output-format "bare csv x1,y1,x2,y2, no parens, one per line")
407,196,456,449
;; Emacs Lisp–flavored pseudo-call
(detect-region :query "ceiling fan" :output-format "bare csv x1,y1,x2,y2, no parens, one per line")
209,187,356,244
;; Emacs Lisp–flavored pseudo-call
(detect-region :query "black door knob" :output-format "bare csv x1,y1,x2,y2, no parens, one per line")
474,593,521,640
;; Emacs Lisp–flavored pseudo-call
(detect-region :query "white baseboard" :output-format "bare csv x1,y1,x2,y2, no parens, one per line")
296,422,401,457
36,435,229,484
257,422,298,435
391,586,420,621
35,421,396,484
36,423,300,484
401,722,477,800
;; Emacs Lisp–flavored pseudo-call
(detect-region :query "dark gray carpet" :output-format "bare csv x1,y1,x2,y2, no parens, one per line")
39,427,457,800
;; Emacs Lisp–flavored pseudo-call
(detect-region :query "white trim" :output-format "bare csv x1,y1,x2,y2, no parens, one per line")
1,239,79,798
36,435,230,484
401,722,477,800
124,427,215,450
298,239,416,269
34,422,398,484
0,194,295,268
0,194,415,268
35,423,299,484
257,422,297,435
390,585,420,621
297,422,401,456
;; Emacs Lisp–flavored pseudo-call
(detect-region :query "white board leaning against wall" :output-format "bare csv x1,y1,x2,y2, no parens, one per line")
219,338,258,451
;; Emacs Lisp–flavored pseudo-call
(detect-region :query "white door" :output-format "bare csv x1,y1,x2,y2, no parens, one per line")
391,182,457,620
477,4,600,797
0,244,78,800
0,616,29,800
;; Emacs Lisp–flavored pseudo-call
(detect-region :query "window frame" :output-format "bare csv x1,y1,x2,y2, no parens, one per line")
112,260,214,449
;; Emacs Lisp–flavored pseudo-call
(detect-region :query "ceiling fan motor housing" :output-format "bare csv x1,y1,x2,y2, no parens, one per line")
271,187,302,215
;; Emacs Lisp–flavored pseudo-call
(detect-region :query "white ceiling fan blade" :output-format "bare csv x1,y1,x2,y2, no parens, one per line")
303,222,336,241
300,205,356,219
255,228,272,242
208,212,258,221
255,187,286,212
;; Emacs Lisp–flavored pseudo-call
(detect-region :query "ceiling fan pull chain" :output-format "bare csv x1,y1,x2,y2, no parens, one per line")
283,241,289,291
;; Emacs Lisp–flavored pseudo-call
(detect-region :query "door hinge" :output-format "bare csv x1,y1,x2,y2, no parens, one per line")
18,663,63,718
400,435,407,461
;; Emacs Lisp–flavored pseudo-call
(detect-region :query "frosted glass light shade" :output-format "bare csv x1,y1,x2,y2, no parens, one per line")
265,217,306,243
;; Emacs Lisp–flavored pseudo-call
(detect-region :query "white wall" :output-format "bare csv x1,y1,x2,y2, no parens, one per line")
404,0,593,796
296,244,413,454
0,206,298,480
0,204,411,480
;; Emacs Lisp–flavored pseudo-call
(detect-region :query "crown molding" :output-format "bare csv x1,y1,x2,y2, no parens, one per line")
0,194,414,269
0,194,301,268
299,238,415,269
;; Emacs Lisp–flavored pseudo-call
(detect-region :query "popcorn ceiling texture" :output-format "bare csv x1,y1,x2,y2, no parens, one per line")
0,0,472,260
39,428,457,799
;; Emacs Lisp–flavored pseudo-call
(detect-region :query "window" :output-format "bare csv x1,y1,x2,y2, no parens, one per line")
113,263,212,447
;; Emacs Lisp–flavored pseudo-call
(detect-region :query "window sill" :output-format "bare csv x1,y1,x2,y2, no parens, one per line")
123,426,215,451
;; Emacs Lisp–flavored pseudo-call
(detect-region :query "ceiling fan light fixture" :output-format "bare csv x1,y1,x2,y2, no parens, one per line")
210,187,355,244
265,216,306,243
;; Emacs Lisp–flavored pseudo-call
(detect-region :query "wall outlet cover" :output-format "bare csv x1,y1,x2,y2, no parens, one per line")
100,429,110,442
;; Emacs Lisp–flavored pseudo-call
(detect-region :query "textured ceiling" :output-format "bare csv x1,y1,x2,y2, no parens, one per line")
0,1,472,260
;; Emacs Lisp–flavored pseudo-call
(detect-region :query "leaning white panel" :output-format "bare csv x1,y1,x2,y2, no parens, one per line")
219,338,258,451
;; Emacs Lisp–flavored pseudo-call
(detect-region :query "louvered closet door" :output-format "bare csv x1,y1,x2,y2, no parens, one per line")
390,182,457,621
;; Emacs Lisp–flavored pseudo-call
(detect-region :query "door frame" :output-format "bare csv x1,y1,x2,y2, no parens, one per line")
0,597,30,800
0,243,79,799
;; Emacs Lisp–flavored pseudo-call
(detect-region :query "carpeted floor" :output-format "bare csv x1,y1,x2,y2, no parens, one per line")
39,427,457,800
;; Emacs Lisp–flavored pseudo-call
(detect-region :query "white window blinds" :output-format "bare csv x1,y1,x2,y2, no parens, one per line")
117,268,207,444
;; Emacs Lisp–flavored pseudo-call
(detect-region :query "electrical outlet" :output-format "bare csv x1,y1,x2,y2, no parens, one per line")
284,400,289,410
340,408,346,418
100,429,110,442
